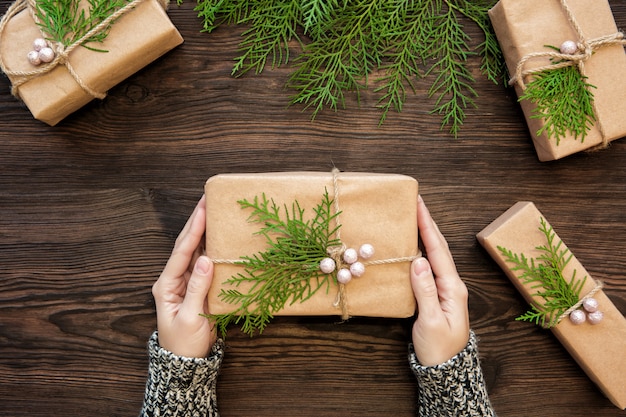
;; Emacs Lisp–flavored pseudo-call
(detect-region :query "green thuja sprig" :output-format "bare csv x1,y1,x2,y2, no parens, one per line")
210,190,342,337
497,218,587,328
34,0,132,52
519,46,597,145
185,0,504,135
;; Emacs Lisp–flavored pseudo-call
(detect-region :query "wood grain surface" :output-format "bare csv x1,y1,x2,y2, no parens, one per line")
1,1,625,415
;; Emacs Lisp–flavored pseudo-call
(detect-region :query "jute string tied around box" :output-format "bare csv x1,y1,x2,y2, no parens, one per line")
213,168,421,321
508,0,626,148
0,0,168,100
550,280,604,328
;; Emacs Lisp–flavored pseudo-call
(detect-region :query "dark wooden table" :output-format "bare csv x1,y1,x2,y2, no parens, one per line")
1,1,625,416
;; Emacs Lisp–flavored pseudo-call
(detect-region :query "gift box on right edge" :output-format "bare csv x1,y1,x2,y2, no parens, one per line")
489,0,626,161
477,202,626,409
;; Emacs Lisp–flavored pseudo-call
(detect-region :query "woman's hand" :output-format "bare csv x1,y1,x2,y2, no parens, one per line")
152,195,217,358
410,196,470,366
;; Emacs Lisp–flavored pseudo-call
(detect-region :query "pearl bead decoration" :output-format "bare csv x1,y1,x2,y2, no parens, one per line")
582,297,599,313
319,244,375,284
27,39,55,66
568,297,604,325
569,309,586,325
559,40,578,55
33,38,48,52
38,47,55,63
349,261,365,277
343,248,358,264
337,268,352,284
319,257,336,274
27,50,41,66
359,243,374,259
587,310,604,325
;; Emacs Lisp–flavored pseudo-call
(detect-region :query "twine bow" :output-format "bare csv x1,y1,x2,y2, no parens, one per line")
509,0,626,146
0,0,160,99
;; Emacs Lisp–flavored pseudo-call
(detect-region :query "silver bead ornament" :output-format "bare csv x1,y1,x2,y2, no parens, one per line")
343,248,358,264
38,47,55,63
319,257,336,274
349,261,365,277
582,297,599,313
559,40,578,55
569,309,586,325
27,50,41,66
359,243,374,259
32,38,48,52
337,268,352,284
587,310,604,325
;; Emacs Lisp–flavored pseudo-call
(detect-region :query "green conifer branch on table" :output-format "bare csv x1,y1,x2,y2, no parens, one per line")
184,0,505,136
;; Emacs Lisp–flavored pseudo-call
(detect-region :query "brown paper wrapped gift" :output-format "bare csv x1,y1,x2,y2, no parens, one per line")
205,171,419,319
0,0,183,125
477,202,626,409
489,0,626,161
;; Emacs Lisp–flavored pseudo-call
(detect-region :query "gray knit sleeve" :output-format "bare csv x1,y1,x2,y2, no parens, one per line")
408,331,496,416
139,331,225,417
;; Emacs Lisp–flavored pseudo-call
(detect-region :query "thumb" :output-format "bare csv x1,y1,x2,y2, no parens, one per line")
411,257,442,318
181,256,214,315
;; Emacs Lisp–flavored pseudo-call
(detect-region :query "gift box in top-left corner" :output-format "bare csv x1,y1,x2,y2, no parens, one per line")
0,0,183,125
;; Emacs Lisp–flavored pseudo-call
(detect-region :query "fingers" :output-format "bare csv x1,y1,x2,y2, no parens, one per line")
410,257,443,320
161,195,207,280
415,195,469,325
417,195,458,279
179,256,214,317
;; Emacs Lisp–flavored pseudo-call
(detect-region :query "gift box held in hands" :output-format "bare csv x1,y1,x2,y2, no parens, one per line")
0,0,183,125
477,202,626,409
205,171,419,336
489,0,626,161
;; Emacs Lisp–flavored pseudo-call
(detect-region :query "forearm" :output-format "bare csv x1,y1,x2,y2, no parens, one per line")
140,331,224,417
409,331,496,417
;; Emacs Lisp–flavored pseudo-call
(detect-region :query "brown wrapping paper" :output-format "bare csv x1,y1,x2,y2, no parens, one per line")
0,0,183,125
205,172,419,318
489,0,626,161
477,202,626,409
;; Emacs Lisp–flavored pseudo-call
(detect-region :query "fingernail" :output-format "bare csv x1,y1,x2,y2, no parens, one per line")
412,257,431,276
195,256,211,275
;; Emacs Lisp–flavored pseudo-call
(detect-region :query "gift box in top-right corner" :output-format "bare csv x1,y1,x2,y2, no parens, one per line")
489,0,626,161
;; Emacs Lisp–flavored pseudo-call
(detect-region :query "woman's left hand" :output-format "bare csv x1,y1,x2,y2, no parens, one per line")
151,195,217,358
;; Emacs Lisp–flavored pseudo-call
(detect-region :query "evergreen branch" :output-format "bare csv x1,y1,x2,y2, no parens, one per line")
373,1,424,124
34,0,132,50
210,190,342,337
187,0,503,133
288,0,382,118
497,218,587,328
423,1,478,137
300,0,338,37
232,0,302,75
520,63,596,145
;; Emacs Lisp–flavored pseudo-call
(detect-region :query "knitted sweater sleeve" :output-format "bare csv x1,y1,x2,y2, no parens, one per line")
139,331,225,417
408,331,496,417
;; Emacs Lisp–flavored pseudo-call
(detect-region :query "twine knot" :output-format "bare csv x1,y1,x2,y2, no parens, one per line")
508,0,626,148
0,0,150,100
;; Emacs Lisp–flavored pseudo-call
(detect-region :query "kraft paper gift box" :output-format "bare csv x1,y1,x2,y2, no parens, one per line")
0,0,183,125
489,0,626,161
205,171,419,319
477,201,626,409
